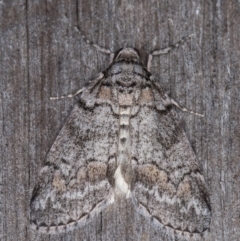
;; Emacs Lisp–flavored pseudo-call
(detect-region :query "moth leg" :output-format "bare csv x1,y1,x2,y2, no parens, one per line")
147,34,194,71
171,98,204,117
50,88,84,100
74,26,114,63
50,73,104,100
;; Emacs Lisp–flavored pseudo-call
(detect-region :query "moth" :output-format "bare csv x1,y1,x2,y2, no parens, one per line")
30,45,211,239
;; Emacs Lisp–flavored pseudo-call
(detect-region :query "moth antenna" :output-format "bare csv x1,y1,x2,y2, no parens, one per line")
171,98,204,117
50,88,84,100
74,26,114,63
147,34,194,71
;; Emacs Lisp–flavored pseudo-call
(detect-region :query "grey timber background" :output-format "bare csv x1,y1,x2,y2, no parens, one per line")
1,0,240,240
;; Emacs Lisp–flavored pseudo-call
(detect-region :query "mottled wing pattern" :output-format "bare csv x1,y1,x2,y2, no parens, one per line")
30,101,118,233
31,47,211,238
132,81,211,237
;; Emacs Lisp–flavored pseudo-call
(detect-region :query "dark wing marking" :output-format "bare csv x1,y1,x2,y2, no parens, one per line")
30,99,118,233
131,81,211,238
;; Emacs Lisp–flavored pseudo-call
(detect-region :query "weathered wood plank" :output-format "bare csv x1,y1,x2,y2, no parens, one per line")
1,0,240,240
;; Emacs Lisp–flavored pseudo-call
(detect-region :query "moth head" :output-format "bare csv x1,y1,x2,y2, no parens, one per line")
114,48,140,62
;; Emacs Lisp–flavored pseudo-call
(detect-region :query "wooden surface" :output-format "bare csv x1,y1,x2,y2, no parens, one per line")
1,0,240,240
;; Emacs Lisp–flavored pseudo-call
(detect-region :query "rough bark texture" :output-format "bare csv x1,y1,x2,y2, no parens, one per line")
1,0,240,241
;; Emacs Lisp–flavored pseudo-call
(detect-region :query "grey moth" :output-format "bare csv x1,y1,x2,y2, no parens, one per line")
30,47,211,239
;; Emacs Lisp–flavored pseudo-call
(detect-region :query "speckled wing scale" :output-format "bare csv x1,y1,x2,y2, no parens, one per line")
30,48,211,239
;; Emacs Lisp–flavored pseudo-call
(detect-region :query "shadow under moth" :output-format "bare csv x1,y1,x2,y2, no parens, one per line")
30,46,211,240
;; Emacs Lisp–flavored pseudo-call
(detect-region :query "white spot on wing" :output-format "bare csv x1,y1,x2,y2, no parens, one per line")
114,166,131,197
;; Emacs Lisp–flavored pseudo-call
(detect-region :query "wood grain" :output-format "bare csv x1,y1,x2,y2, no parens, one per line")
1,0,240,240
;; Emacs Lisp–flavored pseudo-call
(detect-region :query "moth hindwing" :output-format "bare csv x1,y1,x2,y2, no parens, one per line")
30,48,211,238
